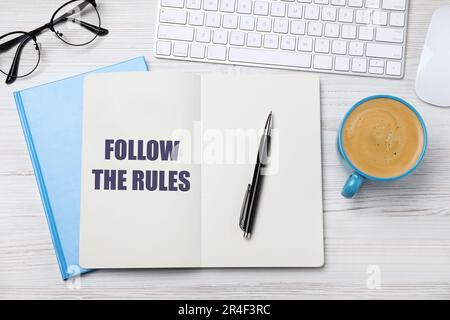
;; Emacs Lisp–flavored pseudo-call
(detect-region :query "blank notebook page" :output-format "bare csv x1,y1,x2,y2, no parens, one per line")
201,74,324,267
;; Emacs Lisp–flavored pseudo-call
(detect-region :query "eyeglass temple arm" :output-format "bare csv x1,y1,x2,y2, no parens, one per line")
59,17,109,36
0,25,47,53
52,0,92,25
0,18,109,53
5,36,35,84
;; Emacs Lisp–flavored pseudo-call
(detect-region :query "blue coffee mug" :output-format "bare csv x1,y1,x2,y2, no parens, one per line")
338,95,428,198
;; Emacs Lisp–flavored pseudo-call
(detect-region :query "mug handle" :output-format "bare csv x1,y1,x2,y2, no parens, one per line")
342,172,365,198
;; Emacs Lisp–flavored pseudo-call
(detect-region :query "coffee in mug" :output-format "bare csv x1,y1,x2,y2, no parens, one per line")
338,95,427,198
342,97,425,178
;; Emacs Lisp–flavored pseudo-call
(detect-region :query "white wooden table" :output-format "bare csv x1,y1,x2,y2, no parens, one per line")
1,0,449,300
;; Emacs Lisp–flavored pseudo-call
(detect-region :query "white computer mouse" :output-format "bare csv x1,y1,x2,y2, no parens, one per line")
416,6,450,107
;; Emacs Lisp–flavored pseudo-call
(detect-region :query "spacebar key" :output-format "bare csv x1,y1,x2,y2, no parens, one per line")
228,48,312,68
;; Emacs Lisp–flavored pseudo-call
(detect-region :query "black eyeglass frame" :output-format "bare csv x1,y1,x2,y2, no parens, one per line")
0,31,41,80
0,0,109,84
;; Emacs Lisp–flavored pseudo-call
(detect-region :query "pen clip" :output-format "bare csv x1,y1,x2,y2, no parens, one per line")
239,184,251,231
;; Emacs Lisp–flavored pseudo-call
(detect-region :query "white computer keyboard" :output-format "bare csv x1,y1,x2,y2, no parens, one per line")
154,0,408,79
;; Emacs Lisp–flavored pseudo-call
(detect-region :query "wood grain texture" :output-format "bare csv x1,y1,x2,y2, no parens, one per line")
1,0,450,299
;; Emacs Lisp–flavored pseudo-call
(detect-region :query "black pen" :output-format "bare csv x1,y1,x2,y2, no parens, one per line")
239,111,273,239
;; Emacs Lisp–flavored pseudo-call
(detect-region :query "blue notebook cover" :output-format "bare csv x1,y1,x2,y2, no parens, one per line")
13,57,149,280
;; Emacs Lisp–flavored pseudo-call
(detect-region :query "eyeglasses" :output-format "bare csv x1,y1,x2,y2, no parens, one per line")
0,0,109,85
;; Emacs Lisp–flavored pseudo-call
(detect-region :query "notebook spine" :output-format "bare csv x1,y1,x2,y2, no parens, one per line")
13,92,70,280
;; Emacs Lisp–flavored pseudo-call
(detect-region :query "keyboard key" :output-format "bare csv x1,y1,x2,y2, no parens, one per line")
158,24,194,41
349,41,364,56
287,4,303,19
207,45,227,60
348,0,363,7
220,0,236,13
322,7,337,21
204,0,219,11
230,31,245,45
298,37,313,51
352,58,367,72
386,61,402,76
355,10,371,24
342,25,356,39
314,55,333,70
324,23,339,38
257,17,272,32
156,40,172,55
372,11,388,26
254,1,270,15
274,19,289,33
365,0,380,9
338,8,354,23
281,35,296,50
186,0,202,10
376,27,404,43
305,6,320,20
247,32,262,47
335,56,350,71
332,40,347,54
206,13,221,27
271,2,286,17
291,20,306,35
382,0,406,11
189,11,204,26
370,59,384,67
237,0,252,14
213,30,228,44
240,16,255,30
358,26,374,40
369,67,384,74
366,43,402,59
190,44,206,58
315,39,330,53
264,34,279,49
308,22,323,36
160,8,188,24
197,28,212,42
173,42,189,57
161,0,185,8
331,0,346,5
229,47,312,68
390,12,405,27
223,14,238,28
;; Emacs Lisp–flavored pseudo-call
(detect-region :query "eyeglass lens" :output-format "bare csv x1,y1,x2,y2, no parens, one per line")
52,0,101,46
0,32,40,78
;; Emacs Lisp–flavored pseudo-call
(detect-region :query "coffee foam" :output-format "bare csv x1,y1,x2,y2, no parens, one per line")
342,98,424,178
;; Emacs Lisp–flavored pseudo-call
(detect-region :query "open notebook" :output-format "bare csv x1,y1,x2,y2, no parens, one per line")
80,72,324,268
